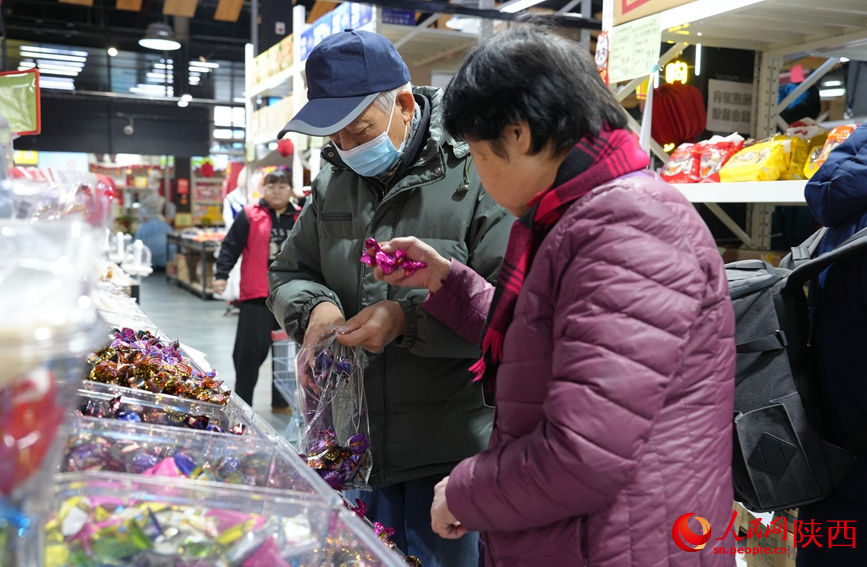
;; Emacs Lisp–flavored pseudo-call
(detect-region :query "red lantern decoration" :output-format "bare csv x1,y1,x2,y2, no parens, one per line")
200,162,215,177
277,138,295,158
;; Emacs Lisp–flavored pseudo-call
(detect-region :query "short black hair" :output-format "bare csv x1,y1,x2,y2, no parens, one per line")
443,25,627,157
264,169,291,186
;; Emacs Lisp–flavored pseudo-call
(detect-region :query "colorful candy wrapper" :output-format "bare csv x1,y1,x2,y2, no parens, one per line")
360,238,427,276
296,332,372,491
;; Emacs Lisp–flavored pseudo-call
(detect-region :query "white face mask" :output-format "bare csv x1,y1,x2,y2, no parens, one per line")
336,98,409,177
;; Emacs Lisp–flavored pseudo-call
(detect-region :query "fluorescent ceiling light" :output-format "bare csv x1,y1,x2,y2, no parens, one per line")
36,59,84,69
178,100,189,107
154,63,174,70
695,43,702,76
233,97,246,103
500,0,545,13
823,80,843,87
139,23,181,51
40,79,76,91
820,88,846,98
188,66,211,73
37,68,81,77
182,94,192,101
108,47,118,57
189,71,201,77
22,52,86,64
18,62,35,69
20,45,88,57
147,72,171,79
191,61,219,69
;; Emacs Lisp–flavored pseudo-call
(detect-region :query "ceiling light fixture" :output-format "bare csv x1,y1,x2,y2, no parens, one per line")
823,80,843,87
108,47,118,57
139,23,182,51
819,88,846,99
39,78,76,91
499,0,546,14
20,45,88,57
178,100,189,107
23,52,86,64
190,61,219,69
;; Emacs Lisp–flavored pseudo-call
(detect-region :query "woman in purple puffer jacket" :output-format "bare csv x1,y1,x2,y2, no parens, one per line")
369,26,736,567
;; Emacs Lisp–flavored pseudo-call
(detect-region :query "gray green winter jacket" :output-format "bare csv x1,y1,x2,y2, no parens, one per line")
267,87,511,487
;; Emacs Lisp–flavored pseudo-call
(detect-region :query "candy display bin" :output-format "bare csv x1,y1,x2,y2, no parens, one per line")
76,381,271,439
1,357,90,567
302,508,409,567
58,418,335,499
42,474,334,567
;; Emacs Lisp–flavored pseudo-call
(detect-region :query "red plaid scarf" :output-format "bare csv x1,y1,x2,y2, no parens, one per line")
470,127,650,388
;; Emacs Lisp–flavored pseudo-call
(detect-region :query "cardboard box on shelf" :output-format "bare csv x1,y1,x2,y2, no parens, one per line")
176,254,190,284
723,248,788,267
742,508,798,567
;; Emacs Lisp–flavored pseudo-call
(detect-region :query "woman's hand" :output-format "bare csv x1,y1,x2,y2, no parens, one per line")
431,476,468,539
370,237,452,293
212,278,227,295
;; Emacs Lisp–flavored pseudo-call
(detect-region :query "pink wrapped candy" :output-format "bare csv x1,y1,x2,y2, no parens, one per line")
360,238,426,276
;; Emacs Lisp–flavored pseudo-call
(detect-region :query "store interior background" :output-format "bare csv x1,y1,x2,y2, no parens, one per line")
4,0,864,431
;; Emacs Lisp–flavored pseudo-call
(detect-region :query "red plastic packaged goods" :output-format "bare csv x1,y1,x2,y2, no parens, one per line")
661,143,699,183
698,135,745,182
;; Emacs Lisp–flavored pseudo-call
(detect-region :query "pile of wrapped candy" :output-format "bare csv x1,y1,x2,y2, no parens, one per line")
360,238,426,276
78,394,246,435
44,496,315,567
301,427,372,491
62,433,304,490
87,328,229,405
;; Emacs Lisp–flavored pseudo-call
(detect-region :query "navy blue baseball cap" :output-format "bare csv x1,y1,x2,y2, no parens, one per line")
278,30,411,138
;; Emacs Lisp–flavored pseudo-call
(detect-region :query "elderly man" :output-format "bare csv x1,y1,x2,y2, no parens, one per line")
268,30,510,566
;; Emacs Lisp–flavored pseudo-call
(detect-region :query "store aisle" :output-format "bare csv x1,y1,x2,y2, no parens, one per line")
139,274,295,436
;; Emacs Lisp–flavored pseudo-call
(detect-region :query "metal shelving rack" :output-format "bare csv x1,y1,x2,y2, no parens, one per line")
604,0,867,249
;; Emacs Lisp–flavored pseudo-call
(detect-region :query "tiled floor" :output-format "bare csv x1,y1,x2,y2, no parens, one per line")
139,273,295,437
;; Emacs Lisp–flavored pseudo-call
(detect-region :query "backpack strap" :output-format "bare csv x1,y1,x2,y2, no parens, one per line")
783,225,867,294
737,329,788,354
783,227,828,270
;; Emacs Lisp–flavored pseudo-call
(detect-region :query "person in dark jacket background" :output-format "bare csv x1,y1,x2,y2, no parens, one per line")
799,123,867,566
214,168,301,411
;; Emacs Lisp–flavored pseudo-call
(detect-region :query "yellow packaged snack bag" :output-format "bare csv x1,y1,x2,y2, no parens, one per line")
720,140,787,182
781,137,809,180
804,145,825,179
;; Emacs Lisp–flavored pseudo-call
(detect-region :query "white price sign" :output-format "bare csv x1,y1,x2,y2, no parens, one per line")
608,14,662,84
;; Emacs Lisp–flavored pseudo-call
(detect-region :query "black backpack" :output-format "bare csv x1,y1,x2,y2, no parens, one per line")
726,227,867,512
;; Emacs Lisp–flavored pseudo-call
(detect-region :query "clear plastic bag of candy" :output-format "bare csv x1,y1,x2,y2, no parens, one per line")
295,329,372,491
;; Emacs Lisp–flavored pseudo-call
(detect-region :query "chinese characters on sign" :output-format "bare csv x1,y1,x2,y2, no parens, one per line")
706,79,753,134
608,14,662,84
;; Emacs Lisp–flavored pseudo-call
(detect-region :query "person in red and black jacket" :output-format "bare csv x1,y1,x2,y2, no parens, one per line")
213,169,302,412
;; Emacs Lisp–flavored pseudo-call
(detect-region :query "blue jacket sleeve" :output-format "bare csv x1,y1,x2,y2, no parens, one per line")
805,124,867,228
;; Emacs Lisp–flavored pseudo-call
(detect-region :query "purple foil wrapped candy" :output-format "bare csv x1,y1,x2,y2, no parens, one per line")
320,470,344,489
348,434,370,455
184,415,209,430
130,453,160,474
334,357,354,377
360,237,427,276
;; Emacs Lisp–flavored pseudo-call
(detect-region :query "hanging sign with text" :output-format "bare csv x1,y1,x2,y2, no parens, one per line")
609,14,662,84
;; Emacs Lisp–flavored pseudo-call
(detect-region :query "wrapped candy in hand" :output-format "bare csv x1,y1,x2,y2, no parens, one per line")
360,238,426,276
